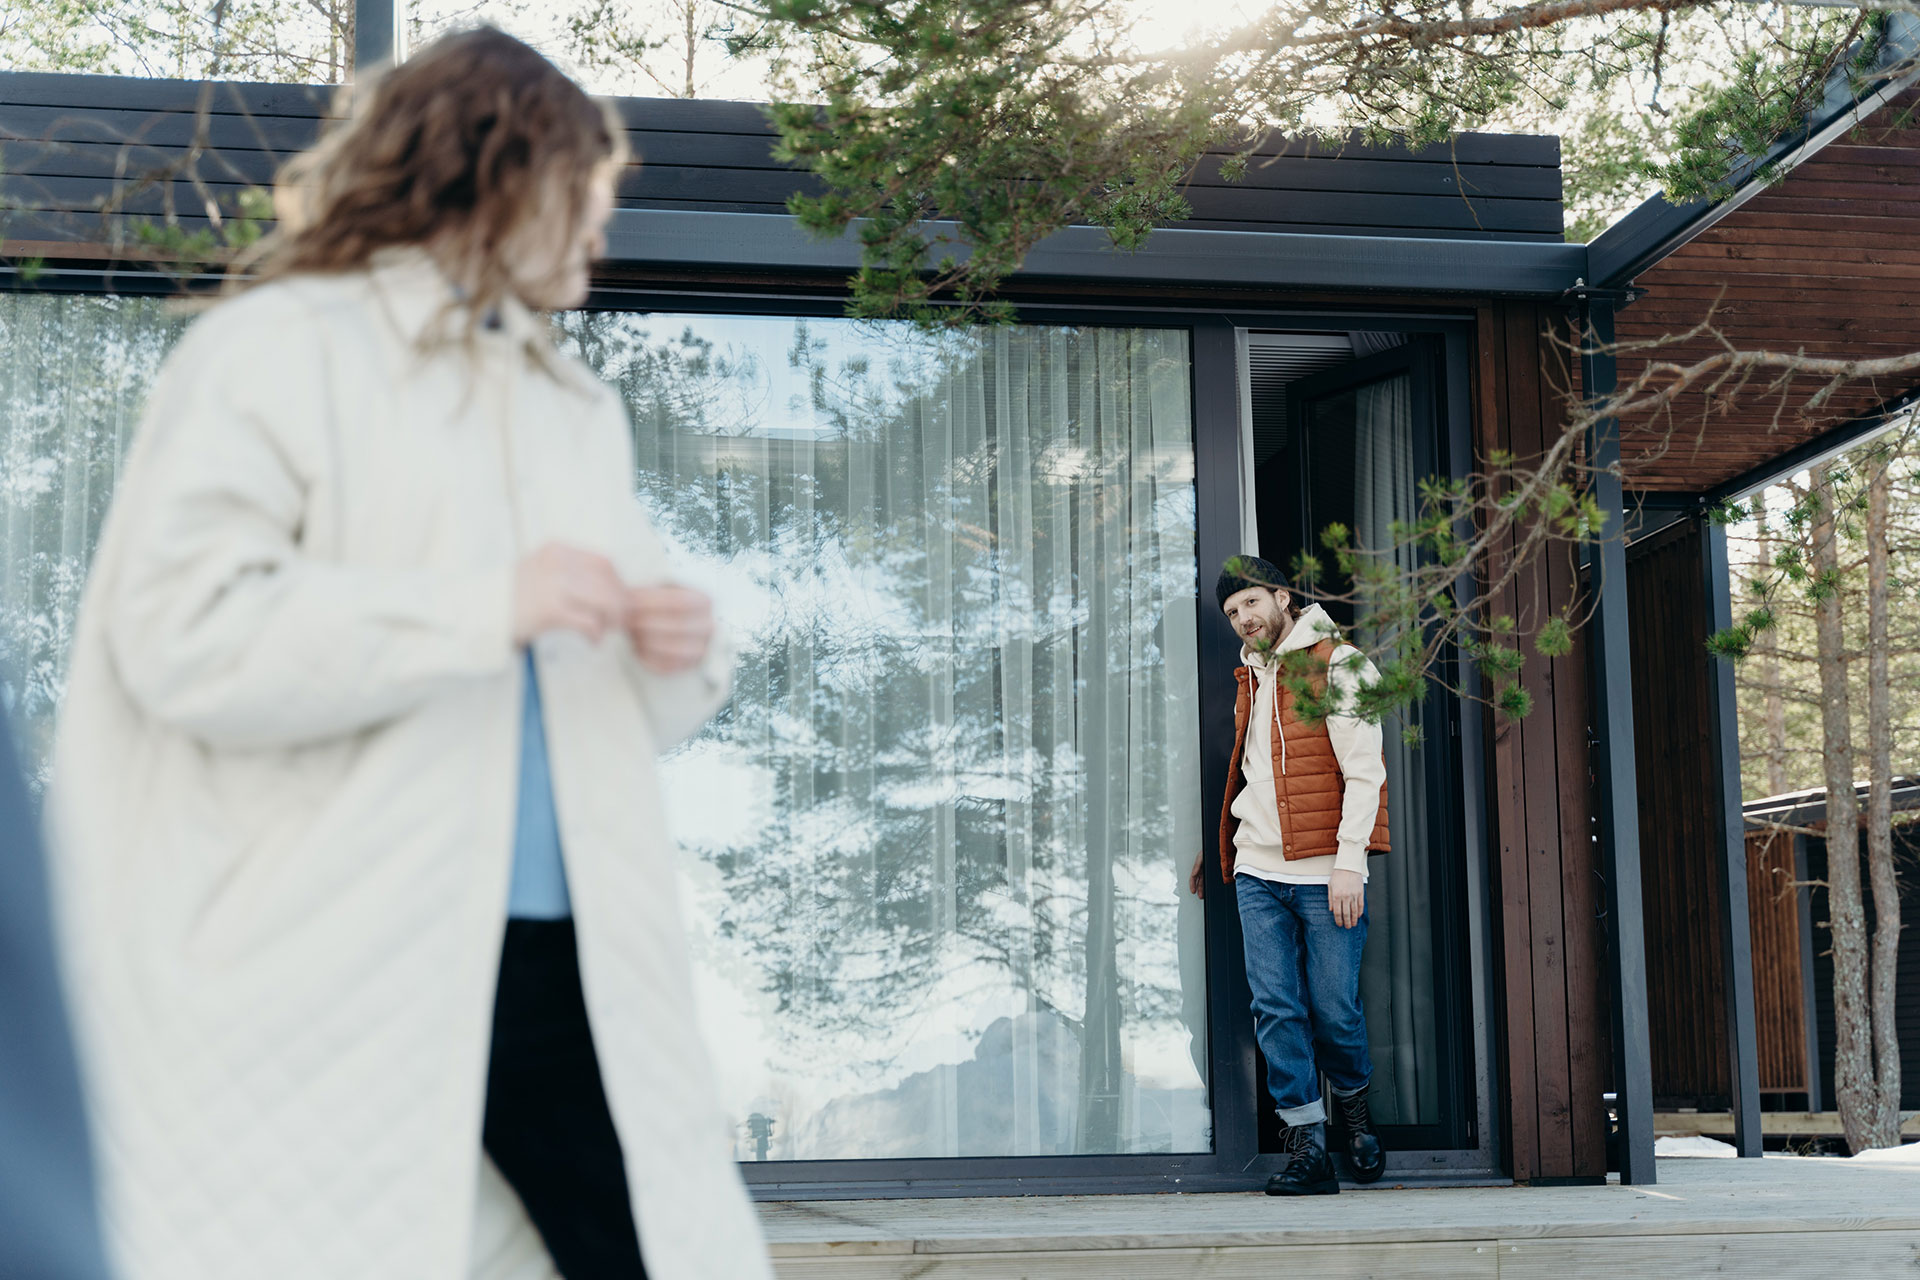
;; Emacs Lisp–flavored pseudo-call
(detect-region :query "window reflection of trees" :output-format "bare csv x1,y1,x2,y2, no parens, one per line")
0,294,186,790
560,313,1207,1160
0,295,1209,1162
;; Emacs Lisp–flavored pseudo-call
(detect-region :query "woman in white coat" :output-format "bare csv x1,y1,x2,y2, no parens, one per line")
48,28,773,1280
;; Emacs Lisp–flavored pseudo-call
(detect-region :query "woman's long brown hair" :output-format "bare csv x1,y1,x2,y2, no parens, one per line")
243,27,624,321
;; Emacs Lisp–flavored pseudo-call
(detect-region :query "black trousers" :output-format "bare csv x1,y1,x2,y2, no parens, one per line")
484,919,649,1279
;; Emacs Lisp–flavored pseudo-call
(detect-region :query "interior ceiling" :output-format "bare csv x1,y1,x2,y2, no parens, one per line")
1613,88,1920,494
1247,333,1352,467
1246,331,1410,470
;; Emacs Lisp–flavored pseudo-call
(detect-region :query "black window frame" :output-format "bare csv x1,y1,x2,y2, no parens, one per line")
0,269,1500,1197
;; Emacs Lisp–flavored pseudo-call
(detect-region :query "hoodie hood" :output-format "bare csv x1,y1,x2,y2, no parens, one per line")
1241,602,1339,670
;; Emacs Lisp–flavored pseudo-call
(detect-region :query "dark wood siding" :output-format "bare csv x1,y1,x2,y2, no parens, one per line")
1803,824,1920,1112
1626,519,1732,1107
1476,299,1609,1182
1745,828,1809,1095
0,70,1563,251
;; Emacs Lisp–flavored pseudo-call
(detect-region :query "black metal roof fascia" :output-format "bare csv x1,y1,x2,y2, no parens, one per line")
602,209,1589,297
1587,12,1920,292
1743,777,1920,830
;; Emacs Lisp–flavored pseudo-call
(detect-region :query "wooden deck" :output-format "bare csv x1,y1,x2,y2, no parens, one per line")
759,1156,1920,1277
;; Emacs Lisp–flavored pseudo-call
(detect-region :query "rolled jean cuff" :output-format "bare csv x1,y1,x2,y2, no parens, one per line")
1278,1098,1326,1126
1329,1080,1370,1100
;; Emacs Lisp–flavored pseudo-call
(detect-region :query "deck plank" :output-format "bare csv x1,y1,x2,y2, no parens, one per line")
775,1241,1498,1278
759,1157,1920,1276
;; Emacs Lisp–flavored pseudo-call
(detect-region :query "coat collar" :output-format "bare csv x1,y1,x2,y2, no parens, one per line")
364,246,548,354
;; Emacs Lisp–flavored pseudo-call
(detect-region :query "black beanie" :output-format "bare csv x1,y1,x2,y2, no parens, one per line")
1215,555,1289,610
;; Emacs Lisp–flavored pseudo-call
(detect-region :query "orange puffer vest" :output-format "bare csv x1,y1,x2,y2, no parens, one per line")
1217,637,1390,882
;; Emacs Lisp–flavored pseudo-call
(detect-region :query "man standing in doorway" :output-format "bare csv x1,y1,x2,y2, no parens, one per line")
1189,555,1389,1195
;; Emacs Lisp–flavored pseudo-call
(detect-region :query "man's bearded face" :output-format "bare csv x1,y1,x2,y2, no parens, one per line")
1223,586,1289,648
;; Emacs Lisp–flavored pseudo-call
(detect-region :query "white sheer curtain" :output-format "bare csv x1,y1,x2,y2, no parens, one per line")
567,315,1209,1161
2,297,1212,1161
0,294,183,787
1352,374,1440,1128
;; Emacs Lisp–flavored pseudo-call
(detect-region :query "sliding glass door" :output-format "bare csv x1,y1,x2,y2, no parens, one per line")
1252,339,1475,1154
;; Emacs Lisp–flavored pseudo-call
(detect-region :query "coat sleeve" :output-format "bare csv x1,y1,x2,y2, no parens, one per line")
597,391,734,752
1324,644,1388,878
102,295,516,750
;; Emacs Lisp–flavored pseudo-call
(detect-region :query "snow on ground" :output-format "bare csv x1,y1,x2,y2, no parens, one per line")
1679,1138,1920,1163
1656,1135,1738,1158
1849,1141,1920,1165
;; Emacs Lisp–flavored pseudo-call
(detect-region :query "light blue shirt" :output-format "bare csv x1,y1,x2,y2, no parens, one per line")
507,652,572,919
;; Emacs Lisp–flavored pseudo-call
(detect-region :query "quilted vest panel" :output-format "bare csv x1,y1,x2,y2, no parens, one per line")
1216,637,1391,880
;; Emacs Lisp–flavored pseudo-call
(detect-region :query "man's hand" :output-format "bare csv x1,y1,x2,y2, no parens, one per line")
624,584,716,674
1188,849,1209,899
1328,868,1364,929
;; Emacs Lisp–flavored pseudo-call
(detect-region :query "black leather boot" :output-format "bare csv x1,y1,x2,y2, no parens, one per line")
1265,1120,1339,1196
1332,1086,1385,1185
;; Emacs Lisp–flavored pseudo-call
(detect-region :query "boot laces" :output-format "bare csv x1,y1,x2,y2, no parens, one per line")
1336,1090,1372,1133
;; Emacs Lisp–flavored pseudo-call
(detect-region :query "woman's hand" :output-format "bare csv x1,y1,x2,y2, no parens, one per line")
624,584,715,674
513,543,627,644
1188,848,1209,899
1328,868,1365,929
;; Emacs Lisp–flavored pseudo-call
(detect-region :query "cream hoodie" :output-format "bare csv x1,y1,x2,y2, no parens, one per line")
1229,603,1387,884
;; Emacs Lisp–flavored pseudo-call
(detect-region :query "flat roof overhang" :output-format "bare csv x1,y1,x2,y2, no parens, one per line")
1589,14,1920,496
602,209,1590,298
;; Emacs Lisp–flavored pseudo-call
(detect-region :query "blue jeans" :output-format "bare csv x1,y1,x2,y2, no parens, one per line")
1236,875,1372,1125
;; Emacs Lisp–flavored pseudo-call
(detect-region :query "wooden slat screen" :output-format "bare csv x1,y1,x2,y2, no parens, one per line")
1626,519,1732,1107
1744,828,1808,1094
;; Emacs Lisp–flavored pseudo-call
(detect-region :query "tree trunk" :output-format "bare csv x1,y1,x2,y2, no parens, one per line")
684,1,698,98
1753,492,1791,795
1862,456,1902,1148
1809,465,1877,1154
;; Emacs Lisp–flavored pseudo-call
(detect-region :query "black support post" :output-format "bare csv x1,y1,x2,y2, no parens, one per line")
1192,319,1263,1176
353,0,403,75
1703,518,1763,1157
1579,296,1657,1186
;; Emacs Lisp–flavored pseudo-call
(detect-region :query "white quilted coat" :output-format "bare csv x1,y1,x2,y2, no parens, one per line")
47,251,775,1280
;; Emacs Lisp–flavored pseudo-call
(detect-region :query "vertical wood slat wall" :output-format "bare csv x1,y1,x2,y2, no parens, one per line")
1475,301,1610,1182
1626,520,1733,1106
1745,829,1809,1095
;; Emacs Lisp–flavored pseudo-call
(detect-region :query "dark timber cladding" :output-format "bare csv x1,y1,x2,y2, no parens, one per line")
1627,520,1732,1106
0,70,1563,248
1745,829,1814,1097
1475,301,1609,1182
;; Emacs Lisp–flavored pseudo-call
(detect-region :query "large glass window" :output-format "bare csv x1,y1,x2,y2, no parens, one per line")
1,291,1211,1162
0,293,185,788
560,314,1209,1160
